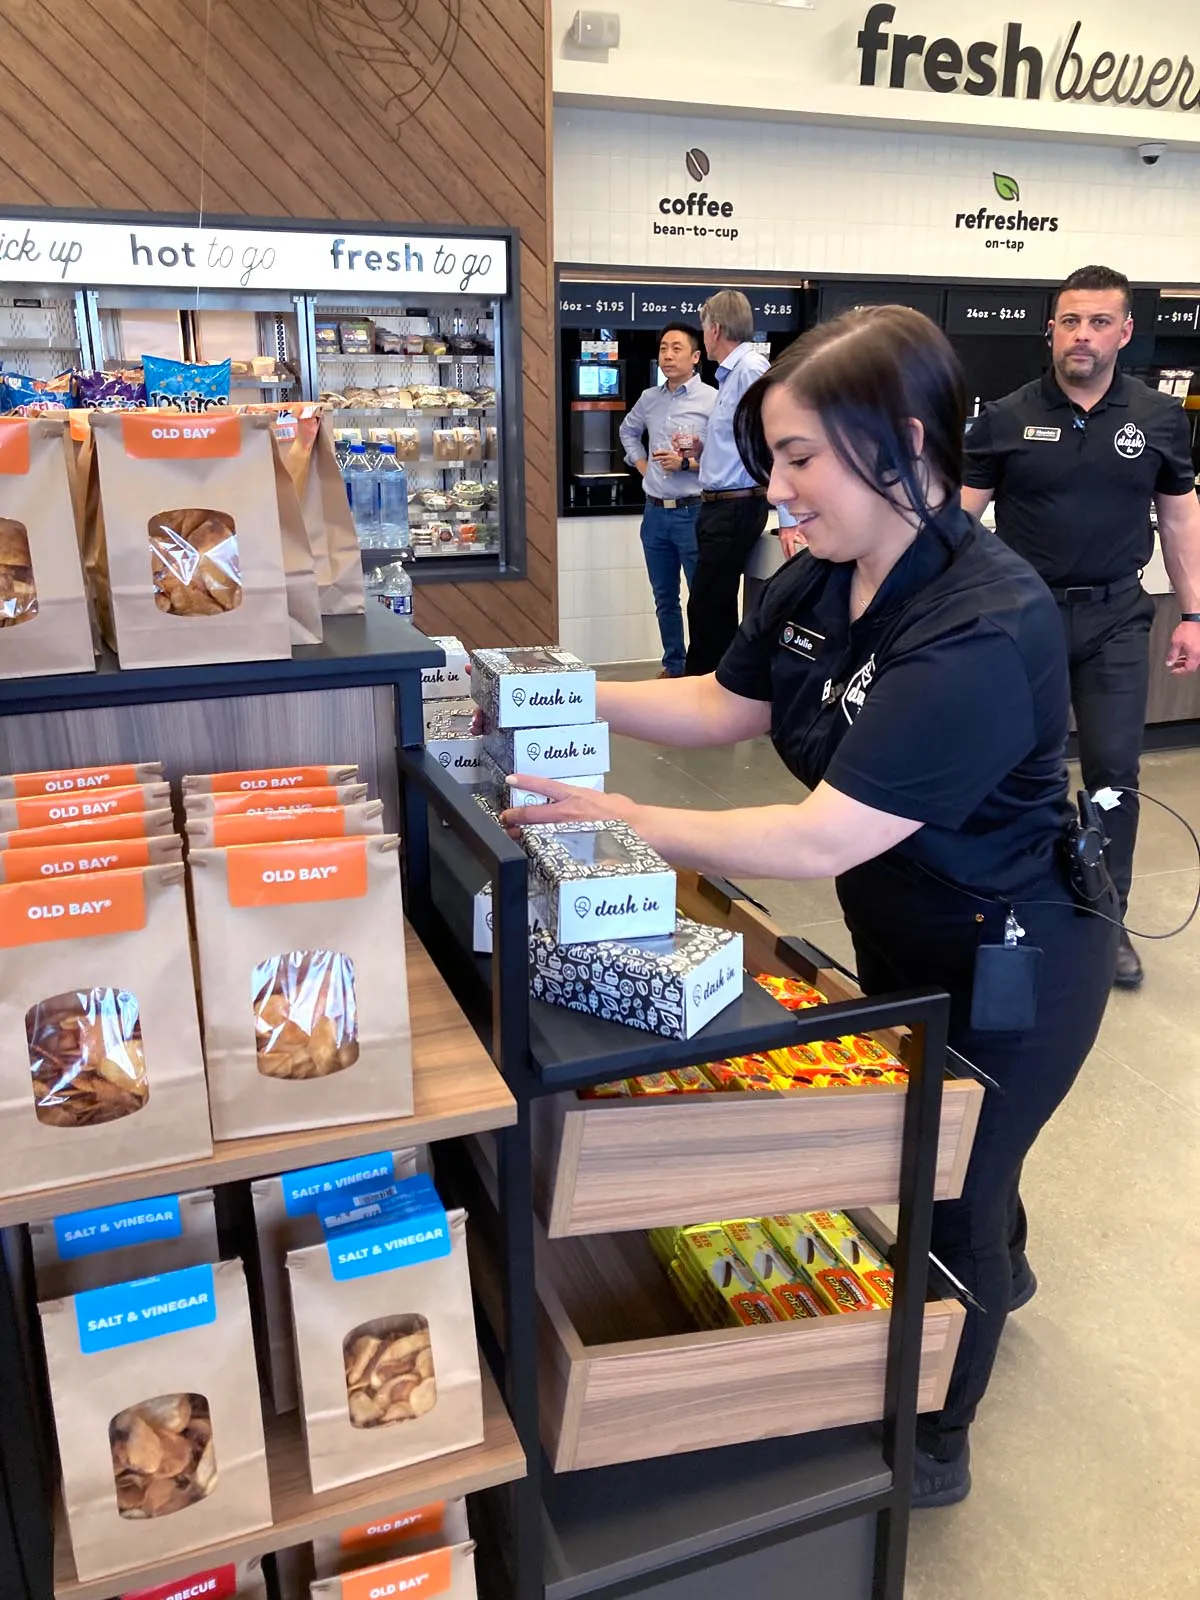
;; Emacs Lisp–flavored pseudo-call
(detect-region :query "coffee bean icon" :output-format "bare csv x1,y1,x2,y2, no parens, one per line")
685,147,710,182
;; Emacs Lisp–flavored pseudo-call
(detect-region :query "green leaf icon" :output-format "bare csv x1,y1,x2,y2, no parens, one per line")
993,172,1020,202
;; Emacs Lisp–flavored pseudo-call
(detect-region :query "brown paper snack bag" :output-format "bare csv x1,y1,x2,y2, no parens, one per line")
183,764,358,795
0,863,212,1200
311,1541,478,1600
0,781,170,833
0,415,94,678
0,808,177,851
0,761,164,798
40,1258,271,1583
88,412,292,669
185,784,368,818
185,803,384,848
119,1554,267,1600
288,1209,483,1494
280,409,364,616
270,420,324,647
29,1187,219,1301
251,1147,422,1413
0,835,181,885
312,1498,469,1579
188,836,412,1140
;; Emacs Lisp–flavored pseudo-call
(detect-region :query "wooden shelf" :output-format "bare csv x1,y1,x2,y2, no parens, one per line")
0,925,515,1227
53,1363,524,1600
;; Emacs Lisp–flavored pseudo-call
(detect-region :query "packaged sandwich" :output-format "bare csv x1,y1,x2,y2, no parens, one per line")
40,1260,270,1582
0,415,94,678
251,1147,423,1413
29,1188,218,1301
287,1181,483,1493
87,412,294,669
188,836,412,1140
184,802,384,848
0,761,164,798
0,864,211,1201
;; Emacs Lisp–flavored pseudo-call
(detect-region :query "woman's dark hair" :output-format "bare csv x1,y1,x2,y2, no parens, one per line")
734,305,966,525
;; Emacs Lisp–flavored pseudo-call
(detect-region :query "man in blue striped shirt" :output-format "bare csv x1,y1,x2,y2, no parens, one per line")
685,291,771,675
619,324,716,676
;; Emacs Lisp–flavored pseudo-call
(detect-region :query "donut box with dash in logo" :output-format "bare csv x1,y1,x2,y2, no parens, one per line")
420,636,470,702
522,820,677,944
483,720,611,783
529,916,744,1039
470,646,596,729
423,699,485,783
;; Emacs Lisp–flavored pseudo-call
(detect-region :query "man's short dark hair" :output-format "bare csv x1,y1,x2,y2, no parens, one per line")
1052,265,1132,318
659,321,703,354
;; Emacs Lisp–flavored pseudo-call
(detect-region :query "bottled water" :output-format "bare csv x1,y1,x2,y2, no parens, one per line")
366,559,413,618
376,443,410,550
343,444,380,545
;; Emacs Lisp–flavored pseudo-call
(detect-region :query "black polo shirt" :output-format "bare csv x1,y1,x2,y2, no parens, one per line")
963,370,1195,587
716,502,1072,898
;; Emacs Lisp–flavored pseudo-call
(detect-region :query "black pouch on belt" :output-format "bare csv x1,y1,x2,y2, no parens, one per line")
970,910,1043,1032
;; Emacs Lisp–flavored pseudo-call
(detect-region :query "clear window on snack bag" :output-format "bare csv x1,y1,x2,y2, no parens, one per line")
343,1315,437,1430
0,518,37,627
27,987,148,1127
149,509,243,617
393,428,421,461
109,1392,217,1519
432,430,458,461
252,950,359,1080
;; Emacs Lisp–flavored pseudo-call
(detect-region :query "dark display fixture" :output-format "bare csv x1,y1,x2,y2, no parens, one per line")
817,281,944,323
1155,295,1200,336
558,283,802,333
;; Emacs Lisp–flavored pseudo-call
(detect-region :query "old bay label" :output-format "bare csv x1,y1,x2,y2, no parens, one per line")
55,1194,183,1260
205,765,338,792
14,783,152,828
1,810,165,849
122,1563,238,1600
121,411,242,459
340,1501,446,1553
211,806,351,846
1,837,153,882
208,785,346,816
69,409,91,444
75,1262,216,1354
226,836,368,907
10,763,141,797
0,418,30,475
341,1544,453,1600
0,869,147,947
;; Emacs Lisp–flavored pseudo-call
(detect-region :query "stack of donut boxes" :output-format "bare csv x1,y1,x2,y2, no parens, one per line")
462,647,744,1040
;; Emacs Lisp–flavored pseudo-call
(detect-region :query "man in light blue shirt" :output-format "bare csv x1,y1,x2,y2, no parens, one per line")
685,291,771,675
619,324,716,676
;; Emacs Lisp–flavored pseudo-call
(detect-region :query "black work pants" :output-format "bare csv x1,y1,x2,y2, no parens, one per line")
1060,585,1155,916
837,859,1116,1464
684,495,769,676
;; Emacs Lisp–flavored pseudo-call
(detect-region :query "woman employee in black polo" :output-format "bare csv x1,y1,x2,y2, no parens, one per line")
505,306,1117,1507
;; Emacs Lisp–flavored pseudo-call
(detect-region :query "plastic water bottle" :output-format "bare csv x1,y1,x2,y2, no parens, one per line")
343,444,380,545
366,559,413,618
376,443,410,550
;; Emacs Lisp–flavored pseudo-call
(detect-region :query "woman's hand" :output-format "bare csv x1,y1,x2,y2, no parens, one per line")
779,523,806,560
500,775,641,833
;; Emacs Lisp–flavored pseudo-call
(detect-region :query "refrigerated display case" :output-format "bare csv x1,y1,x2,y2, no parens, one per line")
0,211,523,583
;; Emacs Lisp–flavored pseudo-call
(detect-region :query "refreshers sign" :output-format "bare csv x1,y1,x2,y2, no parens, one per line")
858,5,1200,114
0,216,509,295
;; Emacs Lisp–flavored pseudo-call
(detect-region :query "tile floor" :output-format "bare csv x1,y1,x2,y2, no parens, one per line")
603,692,1200,1600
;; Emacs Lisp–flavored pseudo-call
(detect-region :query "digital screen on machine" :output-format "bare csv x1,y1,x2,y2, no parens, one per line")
576,364,620,399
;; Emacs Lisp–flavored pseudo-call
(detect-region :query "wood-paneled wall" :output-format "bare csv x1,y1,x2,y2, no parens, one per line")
0,0,555,647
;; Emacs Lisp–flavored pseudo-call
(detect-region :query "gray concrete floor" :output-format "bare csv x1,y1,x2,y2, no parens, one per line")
602,684,1200,1600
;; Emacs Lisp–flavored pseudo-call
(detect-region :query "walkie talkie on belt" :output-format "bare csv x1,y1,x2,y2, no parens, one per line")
1063,789,1117,908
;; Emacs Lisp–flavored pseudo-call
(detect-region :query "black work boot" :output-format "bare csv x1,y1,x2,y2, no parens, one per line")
1113,931,1143,990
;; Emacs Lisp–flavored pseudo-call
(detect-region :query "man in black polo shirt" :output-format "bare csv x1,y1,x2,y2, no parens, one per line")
963,264,1200,989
